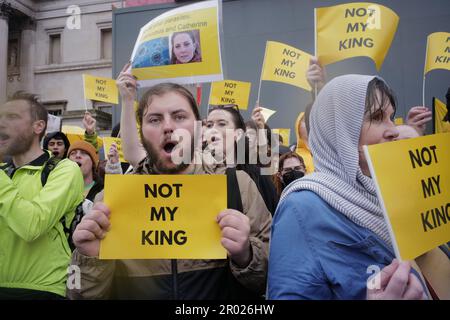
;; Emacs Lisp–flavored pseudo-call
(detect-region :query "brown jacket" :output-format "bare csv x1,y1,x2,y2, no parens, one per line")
67,158,271,299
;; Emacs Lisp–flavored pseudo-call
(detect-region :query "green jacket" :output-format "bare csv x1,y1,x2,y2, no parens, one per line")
0,151,84,297
84,131,99,151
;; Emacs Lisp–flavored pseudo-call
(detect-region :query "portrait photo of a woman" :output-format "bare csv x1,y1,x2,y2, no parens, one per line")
170,30,202,64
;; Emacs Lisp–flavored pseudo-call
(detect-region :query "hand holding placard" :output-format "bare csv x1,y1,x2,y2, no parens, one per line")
100,174,227,260
259,107,277,123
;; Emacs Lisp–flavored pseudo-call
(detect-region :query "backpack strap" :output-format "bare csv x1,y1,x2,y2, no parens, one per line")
41,156,62,187
225,167,243,213
39,156,77,247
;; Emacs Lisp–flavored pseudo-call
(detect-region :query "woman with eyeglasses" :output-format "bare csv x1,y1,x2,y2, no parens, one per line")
204,104,279,215
273,152,306,197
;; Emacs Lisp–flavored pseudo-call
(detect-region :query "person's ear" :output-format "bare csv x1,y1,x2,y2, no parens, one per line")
33,120,46,137
277,171,284,183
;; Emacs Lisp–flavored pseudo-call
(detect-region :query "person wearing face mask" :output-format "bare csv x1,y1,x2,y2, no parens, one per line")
273,152,306,197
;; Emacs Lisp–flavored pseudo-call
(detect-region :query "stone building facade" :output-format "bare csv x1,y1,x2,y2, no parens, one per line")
1,0,123,133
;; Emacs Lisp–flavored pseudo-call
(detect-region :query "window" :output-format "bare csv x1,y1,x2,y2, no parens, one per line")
48,109,63,116
49,34,61,64
43,100,67,117
101,28,112,60
8,38,20,74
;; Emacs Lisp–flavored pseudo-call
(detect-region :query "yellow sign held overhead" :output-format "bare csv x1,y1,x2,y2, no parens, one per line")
315,2,399,70
83,74,119,104
424,32,450,75
131,0,223,86
103,137,127,163
261,41,312,91
209,80,252,110
364,133,450,261
100,174,228,260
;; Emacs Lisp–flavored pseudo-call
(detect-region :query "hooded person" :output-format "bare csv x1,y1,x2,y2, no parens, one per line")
268,74,429,300
43,131,71,159
293,111,314,174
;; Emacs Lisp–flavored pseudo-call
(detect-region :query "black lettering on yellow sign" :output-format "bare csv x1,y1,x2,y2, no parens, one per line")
144,183,183,198
141,230,187,245
341,8,375,51
281,58,297,68
95,92,109,99
224,90,234,96
177,21,207,31
346,22,369,33
224,82,236,89
339,37,374,51
282,48,301,60
94,79,108,99
274,68,296,78
421,203,450,232
409,145,438,169
435,56,450,63
345,7,370,18
278,48,301,73
221,97,235,104
421,175,441,199
150,206,178,221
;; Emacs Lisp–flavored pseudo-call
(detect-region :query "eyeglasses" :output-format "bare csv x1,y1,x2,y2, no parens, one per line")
281,166,304,174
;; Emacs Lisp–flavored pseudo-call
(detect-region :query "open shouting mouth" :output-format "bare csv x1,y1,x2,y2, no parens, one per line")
0,133,10,146
162,140,178,156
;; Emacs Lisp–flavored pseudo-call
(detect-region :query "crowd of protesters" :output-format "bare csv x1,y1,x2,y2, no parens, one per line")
0,55,448,300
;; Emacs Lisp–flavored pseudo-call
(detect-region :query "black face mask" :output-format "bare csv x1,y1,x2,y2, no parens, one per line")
282,170,305,188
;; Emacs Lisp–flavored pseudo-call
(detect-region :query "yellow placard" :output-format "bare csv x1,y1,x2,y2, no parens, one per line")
424,32,450,74
100,174,228,259
259,107,276,123
364,133,450,260
272,128,291,146
316,2,399,70
83,74,119,104
261,41,312,91
434,98,450,134
62,125,103,149
394,117,404,125
209,80,252,110
103,137,127,163
131,0,223,86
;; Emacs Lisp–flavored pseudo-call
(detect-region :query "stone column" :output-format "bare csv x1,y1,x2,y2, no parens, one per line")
0,13,8,104
20,20,36,93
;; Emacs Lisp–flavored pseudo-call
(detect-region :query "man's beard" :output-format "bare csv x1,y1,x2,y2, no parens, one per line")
142,137,195,174
1,130,35,157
